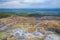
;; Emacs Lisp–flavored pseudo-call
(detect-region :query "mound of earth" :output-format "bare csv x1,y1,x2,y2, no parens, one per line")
0,16,60,34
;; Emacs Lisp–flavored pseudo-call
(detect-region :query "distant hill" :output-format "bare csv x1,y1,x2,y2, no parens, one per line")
0,8,60,12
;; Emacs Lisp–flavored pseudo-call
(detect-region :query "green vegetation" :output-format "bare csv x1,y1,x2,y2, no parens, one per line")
0,12,59,18
0,12,17,18
0,32,9,40
35,38,44,40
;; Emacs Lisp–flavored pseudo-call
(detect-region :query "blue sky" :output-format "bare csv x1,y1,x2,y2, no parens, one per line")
0,0,60,8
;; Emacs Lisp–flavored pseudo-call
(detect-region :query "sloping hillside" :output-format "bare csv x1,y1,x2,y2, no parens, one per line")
0,16,60,40
0,16,60,33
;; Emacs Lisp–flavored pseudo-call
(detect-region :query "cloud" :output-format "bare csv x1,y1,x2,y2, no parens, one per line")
23,0,51,3
0,0,32,8
0,0,60,8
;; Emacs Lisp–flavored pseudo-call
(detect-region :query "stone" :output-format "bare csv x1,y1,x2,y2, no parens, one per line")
44,34,59,40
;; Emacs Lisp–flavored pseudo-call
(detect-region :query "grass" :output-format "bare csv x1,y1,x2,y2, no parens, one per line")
25,38,44,40
0,32,9,40
35,38,44,40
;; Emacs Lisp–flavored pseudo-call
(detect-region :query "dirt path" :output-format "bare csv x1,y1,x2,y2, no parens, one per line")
0,21,18,31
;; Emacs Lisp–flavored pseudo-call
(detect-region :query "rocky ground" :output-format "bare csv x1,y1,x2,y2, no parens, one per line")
0,16,60,40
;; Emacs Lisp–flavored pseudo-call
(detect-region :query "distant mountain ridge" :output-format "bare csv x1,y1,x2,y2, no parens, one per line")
0,8,60,12
0,8,60,17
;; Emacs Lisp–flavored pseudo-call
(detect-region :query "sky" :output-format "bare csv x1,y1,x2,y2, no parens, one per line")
0,0,60,8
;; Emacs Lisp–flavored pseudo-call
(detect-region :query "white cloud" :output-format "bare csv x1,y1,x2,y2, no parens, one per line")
23,0,51,3
0,0,60,8
0,0,29,8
